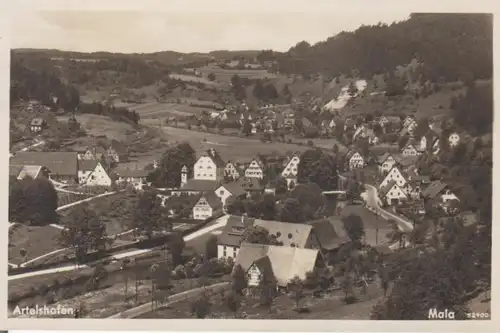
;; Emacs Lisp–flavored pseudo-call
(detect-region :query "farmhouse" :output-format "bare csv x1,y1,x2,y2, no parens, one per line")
244,158,264,179
194,148,225,181
217,215,256,259
10,151,79,184
192,191,223,220
116,169,149,189
214,182,247,210
401,143,420,156
77,160,112,186
344,150,365,171
379,180,408,206
224,161,242,180
377,152,396,174
234,243,320,288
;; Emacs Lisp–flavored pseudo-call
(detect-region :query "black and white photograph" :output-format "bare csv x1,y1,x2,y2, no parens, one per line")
6,7,492,324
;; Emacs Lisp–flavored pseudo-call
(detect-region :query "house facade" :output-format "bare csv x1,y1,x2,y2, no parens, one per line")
448,132,460,147
214,182,246,210
378,153,396,174
10,151,78,184
30,118,45,133
401,144,420,156
281,153,300,185
345,151,365,170
224,161,241,180
78,160,112,186
379,166,407,189
380,181,408,205
192,192,223,220
244,159,264,179
194,149,225,181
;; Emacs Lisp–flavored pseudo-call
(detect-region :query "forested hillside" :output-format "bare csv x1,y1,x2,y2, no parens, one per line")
270,14,492,82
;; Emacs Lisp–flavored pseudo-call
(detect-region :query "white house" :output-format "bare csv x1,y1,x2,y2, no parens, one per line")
352,125,367,141
345,151,365,170
379,165,407,189
116,169,149,190
217,215,254,259
379,181,408,206
194,148,225,181
214,182,246,210
377,153,396,174
378,116,389,127
78,160,112,186
224,161,241,180
192,191,223,220
448,132,460,147
441,189,460,204
401,143,420,156
30,118,45,133
244,158,264,179
403,115,416,128
281,153,300,185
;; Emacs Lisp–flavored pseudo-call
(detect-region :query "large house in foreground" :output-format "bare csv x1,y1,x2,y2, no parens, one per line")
234,243,320,288
10,151,79,184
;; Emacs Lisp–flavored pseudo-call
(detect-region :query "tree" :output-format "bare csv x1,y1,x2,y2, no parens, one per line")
342,214,365,243
259,267,277,313
243,225,280,245
274,177,288,196
398,135,410,150
231,264,247,295
20,248,27,264
132,190,166,240
205,235,218,260
168,232,185,267
297,149,338,190
58,203,109,263
242,119,252,136
11,177,58,225
191,291,212,318
288,276,305,310
207,73,216,81
258,194,277,220
147,142,196,188
278,198,305,223
288,183,325,220
225,291,241,318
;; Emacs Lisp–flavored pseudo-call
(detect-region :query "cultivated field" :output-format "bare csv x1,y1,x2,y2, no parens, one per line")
197,65,276,83
57,114,136,141
151,126,311,162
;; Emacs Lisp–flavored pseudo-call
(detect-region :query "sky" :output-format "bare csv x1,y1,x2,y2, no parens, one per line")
10,10,412,53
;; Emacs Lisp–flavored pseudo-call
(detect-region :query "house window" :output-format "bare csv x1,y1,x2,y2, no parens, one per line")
219,190,225,195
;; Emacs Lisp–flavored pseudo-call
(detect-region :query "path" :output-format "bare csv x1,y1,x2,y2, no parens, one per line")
108,282,230,318
8,214,230,281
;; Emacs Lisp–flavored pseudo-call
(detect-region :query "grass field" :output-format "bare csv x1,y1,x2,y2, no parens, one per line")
57,114,136,141
8,225,64,265
197,65,276,83
148,125,311,162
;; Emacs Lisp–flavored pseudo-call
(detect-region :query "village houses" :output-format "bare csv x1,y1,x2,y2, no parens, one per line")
193,148,225,181
377,152,397,174
244,158,265,179
344,150,365,171
280,153,300,186
192,191,223,220
77,159,113,186
224,161,242,181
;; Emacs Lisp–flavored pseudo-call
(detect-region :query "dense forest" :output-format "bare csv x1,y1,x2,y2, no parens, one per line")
269,14,492,82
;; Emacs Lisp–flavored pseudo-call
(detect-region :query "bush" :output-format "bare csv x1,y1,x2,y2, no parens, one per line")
37,283,50,295
174,265,186,279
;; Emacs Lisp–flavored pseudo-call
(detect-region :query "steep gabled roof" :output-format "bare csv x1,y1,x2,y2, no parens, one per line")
379,180,398,198
308,217,350,250
180,179,218,192
199,191,223,210
235,243,319,286
422,180,448,199
218,215,256,247
253,220,312,248
205,148,225,168
218,181,246,198
78,159,99,172
11,152,78,177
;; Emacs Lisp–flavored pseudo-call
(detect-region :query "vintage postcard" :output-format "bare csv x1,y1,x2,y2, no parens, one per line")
3,0,496,331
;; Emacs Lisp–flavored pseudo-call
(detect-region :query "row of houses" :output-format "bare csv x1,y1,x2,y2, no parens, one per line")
376,153,459,212
164,148,302,220
9,150,148,189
